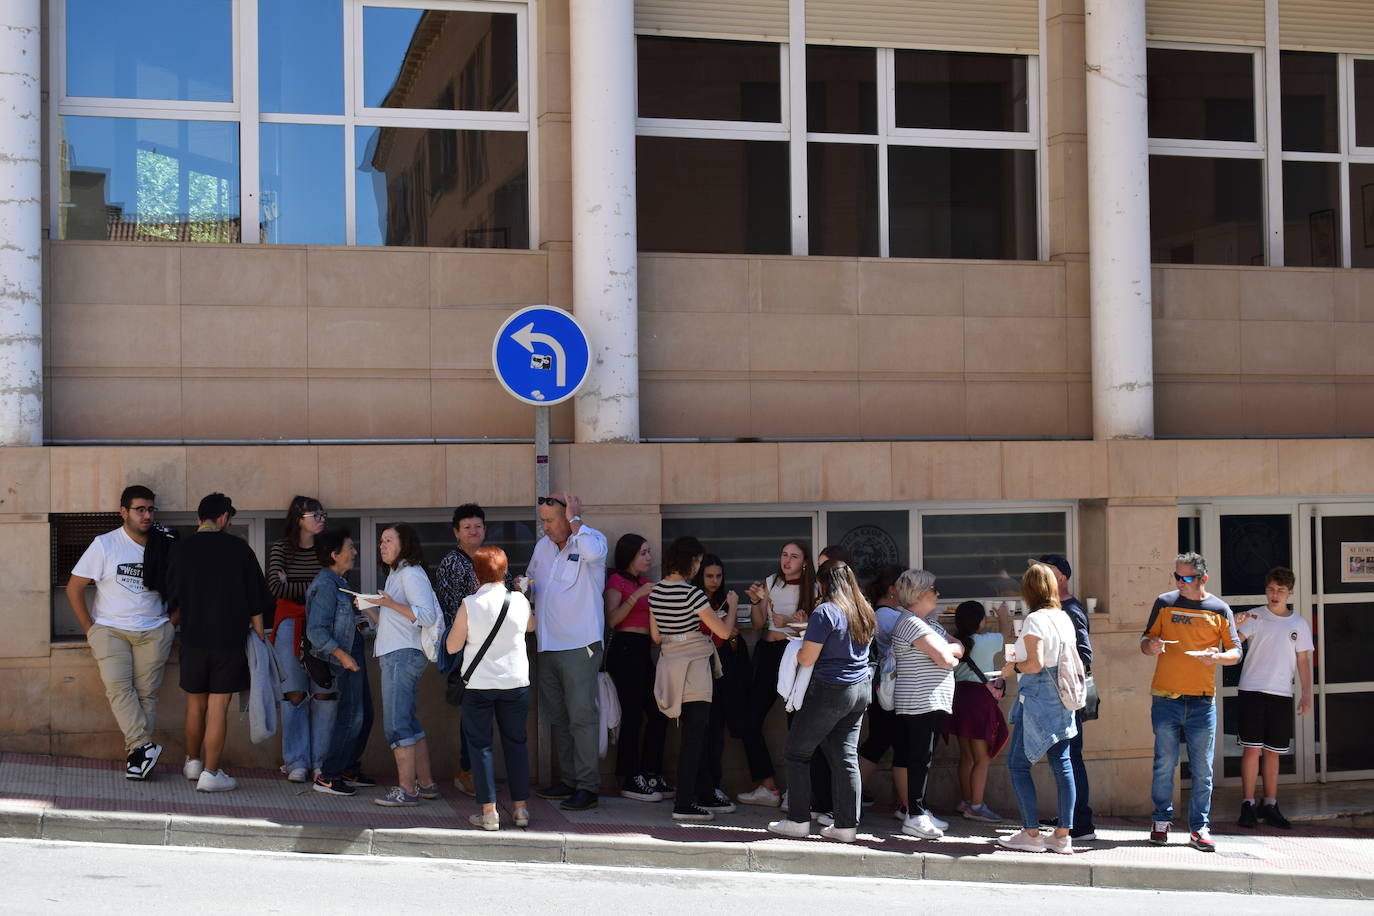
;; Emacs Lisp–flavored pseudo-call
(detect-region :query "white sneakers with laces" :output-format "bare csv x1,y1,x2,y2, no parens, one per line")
901,812,944,839
996,828,1046,853
195,768,237,792
183,757,205,781
737,784,782,807
766,818,810,838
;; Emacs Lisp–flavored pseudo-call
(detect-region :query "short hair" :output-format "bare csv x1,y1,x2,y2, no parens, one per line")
1176,551,1208,576
451,503,485,528
315,527,352,567
381,522,426,571
1265,566,1296,590
197,492,236,521
864,563,906,606
120,485,155,509
613,533,649,578
1022,563,1061,610
818,544,854,566
894,569,937,607
663,536,705,577
472,545,508,585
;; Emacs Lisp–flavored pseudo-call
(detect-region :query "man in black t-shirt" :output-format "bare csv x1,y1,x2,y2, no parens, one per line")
165,492,272,792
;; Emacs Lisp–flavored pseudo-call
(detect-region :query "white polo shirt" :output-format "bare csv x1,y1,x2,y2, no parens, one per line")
526,525,607,652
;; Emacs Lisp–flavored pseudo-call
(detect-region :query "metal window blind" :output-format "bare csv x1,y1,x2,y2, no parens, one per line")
806,1,1039,54
1146,0,1266,46
1279,1,1374,53
635,0,790,42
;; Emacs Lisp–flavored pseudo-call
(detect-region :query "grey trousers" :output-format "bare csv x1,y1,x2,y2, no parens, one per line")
538,642,603,792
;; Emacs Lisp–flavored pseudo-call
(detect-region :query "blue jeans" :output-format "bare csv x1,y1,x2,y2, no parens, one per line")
380,648,429,749
1151,694,1216,831
1007,720,1075,831
1068,710,1093,829
320,632,372,780
273,616,337,772
784,675,870,829
462,686,531,805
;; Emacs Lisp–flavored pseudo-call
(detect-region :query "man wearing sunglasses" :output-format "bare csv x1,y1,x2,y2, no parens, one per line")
525,493,608,811
1140,552,1241,853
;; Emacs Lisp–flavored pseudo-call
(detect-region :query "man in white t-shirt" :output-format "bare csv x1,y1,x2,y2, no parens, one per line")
66,485,174,780
1234,566,1313,831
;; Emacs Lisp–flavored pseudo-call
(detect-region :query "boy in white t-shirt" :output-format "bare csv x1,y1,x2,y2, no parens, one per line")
1234,566,1313,831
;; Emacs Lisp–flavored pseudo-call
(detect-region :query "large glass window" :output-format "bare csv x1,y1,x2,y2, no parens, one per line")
363,7,518,112
65,0,234,102
260,0,345,115
1281,51,1339,154
807,46,877,135
1351,163,1374,269
890,147,1037,260
894,50,1029,133
808,143,879,257
638,37,782,123
825,510,909,582
1147,49,1255,143
261,123,346,245
920,512,1067,601
660,516,812,596
1284,161,1341,267
1357,60,1374,149
1149,156,1263,265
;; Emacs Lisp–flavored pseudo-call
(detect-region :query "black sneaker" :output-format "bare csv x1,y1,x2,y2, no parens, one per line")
343,772,377,788
700,789,737,814
646,774,676,799
1238,800,1259,828
560,789,599,811
313,775,357,797
620,775,663,803
672,804,714,822
1070,825,1097,841
124,742,162,780
537,782,575,800
1259,802,1292,829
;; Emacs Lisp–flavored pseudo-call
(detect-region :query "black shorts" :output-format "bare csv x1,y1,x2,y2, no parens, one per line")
1236,689,1294,754
179,644,250,695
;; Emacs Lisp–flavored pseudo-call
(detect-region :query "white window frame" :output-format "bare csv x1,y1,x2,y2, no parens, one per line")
49,0,539,249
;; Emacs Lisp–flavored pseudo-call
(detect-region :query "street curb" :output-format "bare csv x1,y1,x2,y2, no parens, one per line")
2,804,1371,900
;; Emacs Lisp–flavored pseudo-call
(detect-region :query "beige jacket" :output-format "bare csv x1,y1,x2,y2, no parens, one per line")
653,632,721,719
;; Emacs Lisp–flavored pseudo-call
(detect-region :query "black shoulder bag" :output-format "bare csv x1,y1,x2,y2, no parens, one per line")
445,591,512,706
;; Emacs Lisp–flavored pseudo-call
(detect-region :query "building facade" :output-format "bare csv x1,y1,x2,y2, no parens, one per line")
1,0,1372,812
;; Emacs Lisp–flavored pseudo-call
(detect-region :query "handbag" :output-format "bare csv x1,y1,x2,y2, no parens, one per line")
960,655,1005,701
445,591,512,706
1080,674,1101,721
299,635,335,691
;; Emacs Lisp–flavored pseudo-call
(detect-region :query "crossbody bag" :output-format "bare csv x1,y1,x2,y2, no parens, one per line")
445,590,512,706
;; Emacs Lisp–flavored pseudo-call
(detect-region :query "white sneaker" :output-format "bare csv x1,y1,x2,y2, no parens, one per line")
196,768,237,792
902,813,944,839
286,767,308,783
767,818,811,838
1044,834,1074,855
183,757,205,781
737,784,782,807
811,811,834,827
820,824,857,843
997,829,1046,853
924,808,949,831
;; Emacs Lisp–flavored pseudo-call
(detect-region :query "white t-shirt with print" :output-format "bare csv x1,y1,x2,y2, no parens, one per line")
71,527,167,631
1238,605,1314,697
1014,607,1074,671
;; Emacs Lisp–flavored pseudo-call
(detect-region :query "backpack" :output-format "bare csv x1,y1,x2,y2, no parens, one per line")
1052,613,1088,711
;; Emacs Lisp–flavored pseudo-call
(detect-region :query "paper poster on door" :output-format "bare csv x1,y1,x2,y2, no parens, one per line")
1339,541,1374,583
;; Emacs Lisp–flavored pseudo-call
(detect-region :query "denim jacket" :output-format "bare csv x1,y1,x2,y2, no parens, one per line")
305,567,356,672
1009,666,1078,764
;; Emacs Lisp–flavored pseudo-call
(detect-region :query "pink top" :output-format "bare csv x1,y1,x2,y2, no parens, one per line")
607,571,651,630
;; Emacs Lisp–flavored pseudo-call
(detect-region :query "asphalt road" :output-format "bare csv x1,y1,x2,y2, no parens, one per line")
6,838,1370,915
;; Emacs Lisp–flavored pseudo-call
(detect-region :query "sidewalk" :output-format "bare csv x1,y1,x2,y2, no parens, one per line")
1,752,1370,900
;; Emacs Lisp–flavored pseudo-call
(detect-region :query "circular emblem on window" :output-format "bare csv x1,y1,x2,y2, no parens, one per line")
839,525,901,580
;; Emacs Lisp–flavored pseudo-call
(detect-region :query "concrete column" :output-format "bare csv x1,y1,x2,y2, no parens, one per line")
569,0,639,443
1084,0,1153,440
0,0,43,446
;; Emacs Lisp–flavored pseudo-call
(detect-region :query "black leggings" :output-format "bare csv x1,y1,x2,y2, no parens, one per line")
706,637,752,788
742,638,788,781
900,710,947,812
605,632,666,780
675,701,715,812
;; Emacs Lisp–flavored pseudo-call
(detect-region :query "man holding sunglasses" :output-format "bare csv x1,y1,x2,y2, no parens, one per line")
526,492,608,811
1140,551,1241,852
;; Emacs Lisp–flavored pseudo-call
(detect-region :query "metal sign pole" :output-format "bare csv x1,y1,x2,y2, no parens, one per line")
534,405,552,786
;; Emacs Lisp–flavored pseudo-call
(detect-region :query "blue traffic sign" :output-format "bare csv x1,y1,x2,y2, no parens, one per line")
491,305,591,406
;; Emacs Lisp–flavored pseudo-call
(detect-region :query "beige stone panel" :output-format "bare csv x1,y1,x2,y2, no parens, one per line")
1154,380,1248,438
49,377,183,443
307,377,432,440
1105,756,1157,816
1108,562,1176,628
750,379,861,438
638,255,751,313
49,243,178,306
758,258,858,314
1065,315,1090,360
857,316,963,373
51,731,128,760
1063,259,1089,317
1046,137,1090,256
1356,269,1374,323
1175,440,1278,498
1276,438,1338,496
640,379,750,440
1333,271,1360,322
184,446,320,511
0,448,50,515
1241,381,1336,436
1086,630,1159,749
1152,319,1240,375
892,442,1002,501
430,308,514,370
589,511,662,572
0,733,52,754
962,263,1065,317
180,377,309,440
748,314,857,373
1335,382,1374,436
539,178,573,246
49,304,181,369
963,317,1066,373
431,378,532,439
445,444,534,509
317,445,445,509
539,117,572,184
1240,320,1334,376
567,443,662,506
49,652,123,734
966,381,1069,438
307,248,429,309
548,444,571,495
1107,440,1178,498
430,250,548,308
778,442,891,503
181,306,306,369
1333,322,1374,376
50,446,187,512
1239,268,1335,322
1332,440,1374,493
856,260,963,315
1002,441,1107,499
660,443,780,505
0,523,51,658
546,244,573,309
1067,380,1092,437
180,246,307,307
1107,502,1183,570
540,51,571,113
640,312,750,371
857,380,967,438
306,307,430,369
1155,266,1241,320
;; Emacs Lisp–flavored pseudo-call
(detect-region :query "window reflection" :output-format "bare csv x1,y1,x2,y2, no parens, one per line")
888,146,1037,259
363,7,518,111
1351,163,1374,269
1283,161,1341,267
661,517,812,590
808,143,879,257
807,46,877,135
58,116,240,242
1280,52,1338,154
66,0,233,102
826,511,909,582
355,126,528,248
637,36,782,122
1147,49,1255,143
261,123,345,246
894,50,1029,132
260,0,344,114
921,512,1067,601
1149,155,1263,265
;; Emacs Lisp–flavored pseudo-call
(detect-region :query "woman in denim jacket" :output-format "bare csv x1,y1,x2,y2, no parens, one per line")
306,528,375,797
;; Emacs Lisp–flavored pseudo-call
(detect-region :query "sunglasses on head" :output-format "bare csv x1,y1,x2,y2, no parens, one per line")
1173,572,1202,583
537,496,567,508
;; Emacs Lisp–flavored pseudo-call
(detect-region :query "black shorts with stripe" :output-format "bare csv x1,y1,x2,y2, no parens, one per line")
1236,689,1294,754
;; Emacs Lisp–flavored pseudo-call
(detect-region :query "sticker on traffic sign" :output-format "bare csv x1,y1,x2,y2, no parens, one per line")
491,305,591,406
